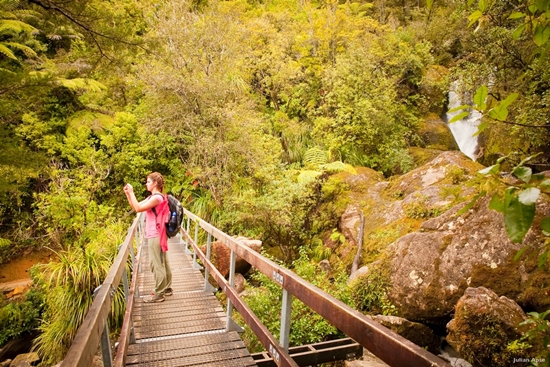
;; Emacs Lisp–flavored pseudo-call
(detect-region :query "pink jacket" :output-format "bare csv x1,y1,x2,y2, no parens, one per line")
152,194,169,252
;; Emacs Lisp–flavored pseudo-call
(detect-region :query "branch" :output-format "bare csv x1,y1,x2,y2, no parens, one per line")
492,119,550,128
27,0,152,57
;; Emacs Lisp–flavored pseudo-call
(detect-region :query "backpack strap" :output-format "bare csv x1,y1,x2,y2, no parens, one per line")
150,193,164,217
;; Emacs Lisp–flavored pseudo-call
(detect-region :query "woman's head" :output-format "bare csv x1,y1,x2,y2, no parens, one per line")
146,172,165,193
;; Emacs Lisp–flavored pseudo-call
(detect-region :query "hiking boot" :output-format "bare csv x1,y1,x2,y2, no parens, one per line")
144,293,165,303
164,288,173,296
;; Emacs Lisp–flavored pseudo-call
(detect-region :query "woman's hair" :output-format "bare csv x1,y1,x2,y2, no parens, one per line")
147,172,165,193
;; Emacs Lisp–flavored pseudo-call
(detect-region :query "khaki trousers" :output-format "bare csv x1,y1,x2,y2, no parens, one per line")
148,237,172,295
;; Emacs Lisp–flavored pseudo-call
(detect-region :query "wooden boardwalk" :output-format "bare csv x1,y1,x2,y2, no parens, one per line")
125,236,257,367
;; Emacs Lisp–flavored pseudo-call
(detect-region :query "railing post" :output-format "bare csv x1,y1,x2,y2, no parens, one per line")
185,217,192,255
225,246,243,332
192,219,203,269
94,285,113,367
100,322,113,367
203,233,216,293
136,214,146,299
122,268,129,303
280,289,292,350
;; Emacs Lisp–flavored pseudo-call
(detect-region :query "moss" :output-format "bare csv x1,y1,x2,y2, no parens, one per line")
470,264,522,300
519,271,550,311
408,147,445,168
448,311,532,367
439,234,453,252
469,248,550,312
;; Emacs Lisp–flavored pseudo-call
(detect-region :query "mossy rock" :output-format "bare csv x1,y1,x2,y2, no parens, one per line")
408,147,447,169
416,115,459,151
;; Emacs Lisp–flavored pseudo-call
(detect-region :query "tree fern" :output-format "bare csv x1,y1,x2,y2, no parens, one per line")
0,19,36,35
0,4,38,67
58,78,107,93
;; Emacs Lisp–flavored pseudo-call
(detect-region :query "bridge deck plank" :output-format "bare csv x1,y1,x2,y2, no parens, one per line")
127,236,256,367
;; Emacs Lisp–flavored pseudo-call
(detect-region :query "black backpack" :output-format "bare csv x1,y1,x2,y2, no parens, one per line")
152,193,184,238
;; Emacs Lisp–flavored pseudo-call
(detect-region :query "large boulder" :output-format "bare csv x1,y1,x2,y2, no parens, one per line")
387,193,550,321
200,237,262,278
417,115,459,152
337,151,482,269
446,287,531,367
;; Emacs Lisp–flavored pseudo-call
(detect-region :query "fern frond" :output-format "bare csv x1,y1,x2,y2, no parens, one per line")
11,9,41,19
0,11,17,20
0,67,16,74
0,19,36,36
58,78,107,93
3,41,37,57
303,147,328,167
0,43,16,59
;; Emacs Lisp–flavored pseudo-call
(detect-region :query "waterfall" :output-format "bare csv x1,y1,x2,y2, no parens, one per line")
445,81,482,161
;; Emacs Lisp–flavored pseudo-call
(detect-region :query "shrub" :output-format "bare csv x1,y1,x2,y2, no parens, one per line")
350,264,396,316
0,287,45,347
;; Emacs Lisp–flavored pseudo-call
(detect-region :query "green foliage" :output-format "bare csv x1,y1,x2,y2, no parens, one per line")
518,310,550,367
469,0,550,48
403,195,442,219
349,263,396,316
313,30,425,175
0,0,39,69
0,0,549,360
32,221,127,365
0,287,44,347
479,154,550,246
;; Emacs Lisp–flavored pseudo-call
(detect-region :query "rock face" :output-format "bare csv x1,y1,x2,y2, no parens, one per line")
336,151,550,324
337,151,483,269
387,193,550,321
446,287,530,367
417,116,459,152
372,315,441,354
200,237,262,278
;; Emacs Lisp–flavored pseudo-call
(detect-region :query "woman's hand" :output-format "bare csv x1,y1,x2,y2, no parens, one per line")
124,183,134,194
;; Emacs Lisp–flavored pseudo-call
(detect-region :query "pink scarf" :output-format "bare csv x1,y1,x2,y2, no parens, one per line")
152,194,169,252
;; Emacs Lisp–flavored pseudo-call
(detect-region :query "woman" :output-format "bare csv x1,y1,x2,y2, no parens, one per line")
124,172,173,303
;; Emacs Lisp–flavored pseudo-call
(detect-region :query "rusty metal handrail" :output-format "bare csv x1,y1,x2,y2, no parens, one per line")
181,208,451,367
181,221,299,367
60,214,141,367
113,215,145,367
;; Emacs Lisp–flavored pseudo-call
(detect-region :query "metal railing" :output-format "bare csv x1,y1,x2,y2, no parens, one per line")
60,213,143,367
60,208,452,367
178,208,452,367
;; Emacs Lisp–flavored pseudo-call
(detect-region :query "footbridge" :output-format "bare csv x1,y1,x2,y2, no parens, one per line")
60,208,452,367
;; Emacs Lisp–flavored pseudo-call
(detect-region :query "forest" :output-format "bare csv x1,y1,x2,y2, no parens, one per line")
1,0,549,365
